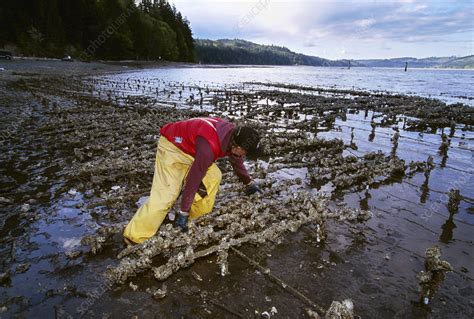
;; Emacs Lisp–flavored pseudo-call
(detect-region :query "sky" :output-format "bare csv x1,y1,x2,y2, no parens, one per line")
170,0,474,60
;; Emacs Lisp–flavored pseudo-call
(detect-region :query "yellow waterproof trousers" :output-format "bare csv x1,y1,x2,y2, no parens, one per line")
123,137,222,244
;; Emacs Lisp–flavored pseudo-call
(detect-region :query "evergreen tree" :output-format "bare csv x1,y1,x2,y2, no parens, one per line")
0,0,196,62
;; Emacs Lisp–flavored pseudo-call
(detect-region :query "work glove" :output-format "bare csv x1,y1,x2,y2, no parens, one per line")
245,182,262,196
175,211,189,232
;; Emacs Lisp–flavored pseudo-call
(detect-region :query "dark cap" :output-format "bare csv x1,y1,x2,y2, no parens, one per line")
233,126,263,158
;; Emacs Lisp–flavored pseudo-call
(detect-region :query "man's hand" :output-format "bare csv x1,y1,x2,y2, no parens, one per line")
245,182,262,196
175,211,189,232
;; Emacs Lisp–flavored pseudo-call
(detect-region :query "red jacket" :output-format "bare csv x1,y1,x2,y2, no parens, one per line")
160,117,227,160
160,117,252,212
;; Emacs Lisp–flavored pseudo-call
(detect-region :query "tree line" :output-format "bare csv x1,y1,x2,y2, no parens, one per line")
197,39,293,65
195,39,349,67
0,0,195,61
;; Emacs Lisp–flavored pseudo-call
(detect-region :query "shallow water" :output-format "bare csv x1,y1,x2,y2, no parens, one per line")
98,65,474,106
0,62,473,318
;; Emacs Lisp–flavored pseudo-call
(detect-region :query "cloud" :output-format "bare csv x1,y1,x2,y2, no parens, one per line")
171,0,474,59
354,18,376,29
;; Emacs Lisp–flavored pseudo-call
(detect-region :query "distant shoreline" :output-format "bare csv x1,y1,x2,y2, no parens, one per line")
1,57,472,71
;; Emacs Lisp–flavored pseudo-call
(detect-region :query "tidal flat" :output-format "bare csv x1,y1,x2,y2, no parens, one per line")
0,60,473,318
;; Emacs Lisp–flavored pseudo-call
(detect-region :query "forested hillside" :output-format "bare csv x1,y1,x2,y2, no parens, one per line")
0,0,195,61
195,39,352,67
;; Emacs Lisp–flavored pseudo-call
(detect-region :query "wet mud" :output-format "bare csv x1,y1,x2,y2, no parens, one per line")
0,61,473,318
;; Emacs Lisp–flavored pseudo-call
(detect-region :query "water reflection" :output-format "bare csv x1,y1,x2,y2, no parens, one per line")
369,121,376,142
420,173,430,204
419,156,434,204
359,188,371,211
439,189,461,243
440,214,456,243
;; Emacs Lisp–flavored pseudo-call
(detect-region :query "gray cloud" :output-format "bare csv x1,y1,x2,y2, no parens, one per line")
172,0,473,58
297,1,472,42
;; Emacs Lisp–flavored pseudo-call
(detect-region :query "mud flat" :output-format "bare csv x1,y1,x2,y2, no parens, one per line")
0,60,473,318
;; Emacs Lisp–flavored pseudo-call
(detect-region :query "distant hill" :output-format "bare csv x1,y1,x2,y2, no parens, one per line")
357,56,474,69
195,39,356,67
196,39,473,69
439,55,474,69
